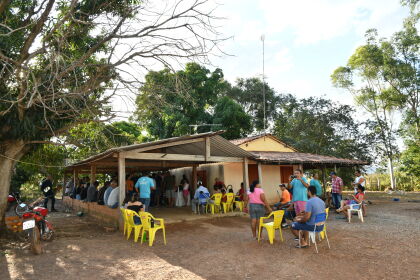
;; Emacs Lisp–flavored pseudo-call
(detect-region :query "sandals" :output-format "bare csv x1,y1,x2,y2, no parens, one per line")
295,244,308,248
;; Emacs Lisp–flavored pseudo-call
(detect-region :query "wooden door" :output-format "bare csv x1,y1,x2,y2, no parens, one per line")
197,170,207,188
248,164,259,185
280,166,294,184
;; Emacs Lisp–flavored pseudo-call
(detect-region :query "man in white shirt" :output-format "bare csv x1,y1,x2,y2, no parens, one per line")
106,180,120,208
191,181,212,214
352,170,365,194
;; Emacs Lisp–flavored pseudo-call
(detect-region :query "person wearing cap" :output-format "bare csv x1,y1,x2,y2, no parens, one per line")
330,172,343,209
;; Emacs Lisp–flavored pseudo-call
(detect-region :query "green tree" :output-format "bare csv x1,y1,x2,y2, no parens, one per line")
273,95,372,162
212,97,252,139
134,63,230,139
227,78,281,132
0,0,223,226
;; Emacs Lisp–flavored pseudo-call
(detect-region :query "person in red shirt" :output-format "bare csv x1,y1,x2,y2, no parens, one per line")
336,185,365,219
236,182,245,201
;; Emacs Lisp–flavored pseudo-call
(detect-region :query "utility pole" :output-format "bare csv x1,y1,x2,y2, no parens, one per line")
261,34,266,133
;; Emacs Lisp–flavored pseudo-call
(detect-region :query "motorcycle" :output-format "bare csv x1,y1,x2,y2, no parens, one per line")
7,192,32,216
21,199,54,254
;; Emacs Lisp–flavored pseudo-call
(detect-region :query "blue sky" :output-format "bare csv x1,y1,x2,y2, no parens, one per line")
210,0,410,105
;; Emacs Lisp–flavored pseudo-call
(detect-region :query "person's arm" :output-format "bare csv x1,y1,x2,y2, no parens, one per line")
150,178,156,190
260,193,272,212
297,211,311,223
353,193,364,203
299,177,309,188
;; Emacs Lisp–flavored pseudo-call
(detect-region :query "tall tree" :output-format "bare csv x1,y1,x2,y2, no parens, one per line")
133,63,230,139
0,0,223,226
331,21,419,189
212,96,252,139
227,78,281,132
273,95,372,162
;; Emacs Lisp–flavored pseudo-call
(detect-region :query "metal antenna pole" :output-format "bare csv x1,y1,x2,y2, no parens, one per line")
261,34,266,133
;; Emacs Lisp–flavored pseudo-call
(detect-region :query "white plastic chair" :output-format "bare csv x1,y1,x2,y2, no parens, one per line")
299,212,330,254
347,203,364,223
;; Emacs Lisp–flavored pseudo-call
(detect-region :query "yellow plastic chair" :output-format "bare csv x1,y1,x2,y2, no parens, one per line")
125,209,143,242
320,208,329,240
258,210,285,244
139,212,166,246
208,193,223,214
120,207,128,236
234,196,244,212
222,193,235,213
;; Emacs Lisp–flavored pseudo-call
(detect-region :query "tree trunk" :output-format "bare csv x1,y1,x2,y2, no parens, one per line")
0,140,26,229
388,157,396,190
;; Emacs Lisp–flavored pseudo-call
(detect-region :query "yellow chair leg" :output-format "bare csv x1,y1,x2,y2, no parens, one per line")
134,227,141,242
126,227,133,240
278,228,283,242
163,228,166,245
267,228,274,244
149,230,155,246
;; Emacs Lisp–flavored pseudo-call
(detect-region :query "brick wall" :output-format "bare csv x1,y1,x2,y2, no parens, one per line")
63,197,122,229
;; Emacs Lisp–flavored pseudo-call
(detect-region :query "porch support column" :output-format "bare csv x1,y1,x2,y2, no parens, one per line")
334,164,337,173
73,169,78,189
118,153,126,207
205,137,211,161
257,162,263,186
192,165,198,191
299,164,303,173
321,166,327,195
243,157,249,191
90,165,97,186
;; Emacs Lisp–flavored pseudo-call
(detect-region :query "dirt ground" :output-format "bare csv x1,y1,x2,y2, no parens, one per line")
1,192,420,280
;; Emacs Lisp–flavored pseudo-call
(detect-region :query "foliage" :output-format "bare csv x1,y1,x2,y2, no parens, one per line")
212,96,252,139
227,78,281,132
133,63,231,139
273,95,372,162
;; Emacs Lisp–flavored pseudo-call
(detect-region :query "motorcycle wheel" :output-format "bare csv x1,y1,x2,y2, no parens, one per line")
30,227,43,255
15,204,29,217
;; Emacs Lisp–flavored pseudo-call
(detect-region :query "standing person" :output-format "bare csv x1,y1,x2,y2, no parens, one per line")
163,172,176,207
41,175,57,212
244,180,272,240
126,174,136,198
330,172,343,209
291,186,326,248
236,182,245,201
289,169,309,215
154,172,163,207
135,173,155,212
97,181,110,205
352,170,365,194
310,173,323,197
181,175,190,206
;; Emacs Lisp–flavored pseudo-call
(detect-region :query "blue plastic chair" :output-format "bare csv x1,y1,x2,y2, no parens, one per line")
299,212,331,253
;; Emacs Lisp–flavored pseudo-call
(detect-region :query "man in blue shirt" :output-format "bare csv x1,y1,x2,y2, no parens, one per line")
289,169,309,214
191,181,211,214
135,173,155,212
291,186,326,248
310,173,323,197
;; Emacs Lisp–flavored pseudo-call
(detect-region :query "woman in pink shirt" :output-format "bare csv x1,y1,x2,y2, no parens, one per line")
244,180,272,239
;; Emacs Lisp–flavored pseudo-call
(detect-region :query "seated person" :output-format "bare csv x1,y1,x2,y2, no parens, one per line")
126,193,144,225
336,185,365,218
291,186,326,248
106,180,120,209
273,184,291,210
191,181,212,213
280,200,296,228
235,183,245,201
86,181,99,202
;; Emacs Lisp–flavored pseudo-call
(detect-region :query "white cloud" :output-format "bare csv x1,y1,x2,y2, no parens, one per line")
256,0,408,45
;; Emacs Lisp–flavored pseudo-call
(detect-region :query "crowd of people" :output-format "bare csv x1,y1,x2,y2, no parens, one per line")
243,169,367,248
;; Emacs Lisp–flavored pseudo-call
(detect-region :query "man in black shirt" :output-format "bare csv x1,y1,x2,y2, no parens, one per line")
41,175,57,212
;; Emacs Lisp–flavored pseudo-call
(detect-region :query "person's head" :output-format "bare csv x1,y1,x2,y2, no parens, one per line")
93,181,99,187
104,181,111,187
183,174,187,179
131,192,139,202
313,173,319,180
197,180,203,187
330,171,337,178
294,169,303,178
307,186,317,198
110,179,118,188
355,170,362,177
357,184,365,193
214,177,219,182
279,184,287,190
122,195,130,205
240,182,244,189
250,180,260,193
228,189,234,193
46,174,52,180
